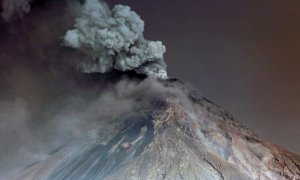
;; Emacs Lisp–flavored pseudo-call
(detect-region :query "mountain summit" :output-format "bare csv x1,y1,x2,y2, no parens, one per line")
13,77,300,180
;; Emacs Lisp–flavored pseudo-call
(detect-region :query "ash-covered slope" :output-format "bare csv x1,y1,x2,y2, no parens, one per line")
13,77,300,180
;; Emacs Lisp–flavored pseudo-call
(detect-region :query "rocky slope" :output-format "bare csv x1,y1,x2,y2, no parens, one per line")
13,78,300,180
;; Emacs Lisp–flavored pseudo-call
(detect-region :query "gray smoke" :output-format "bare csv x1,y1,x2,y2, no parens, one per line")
0,78,135,178
63,0,168,78
0,76,190,179
0,0,171,178
1,0,32,20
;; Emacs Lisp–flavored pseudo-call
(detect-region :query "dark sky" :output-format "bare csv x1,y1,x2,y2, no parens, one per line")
107,0,300,152
0,0,299,153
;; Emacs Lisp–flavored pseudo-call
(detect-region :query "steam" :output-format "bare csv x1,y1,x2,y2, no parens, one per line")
1,0,32,20
63,0,168,78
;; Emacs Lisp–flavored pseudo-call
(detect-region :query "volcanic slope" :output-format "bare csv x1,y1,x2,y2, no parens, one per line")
13,78,300,180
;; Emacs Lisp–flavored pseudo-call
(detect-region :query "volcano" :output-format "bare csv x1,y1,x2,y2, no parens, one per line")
13,76,300,180
1,1,299,179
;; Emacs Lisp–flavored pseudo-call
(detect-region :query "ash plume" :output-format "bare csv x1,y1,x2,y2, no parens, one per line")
1,0,32,20
0,0,169,178
63,0,168,78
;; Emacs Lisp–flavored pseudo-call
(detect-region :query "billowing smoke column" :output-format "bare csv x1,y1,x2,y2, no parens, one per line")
63,0,168,78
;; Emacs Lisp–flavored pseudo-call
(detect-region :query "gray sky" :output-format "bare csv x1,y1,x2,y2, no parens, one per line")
107,0,300,152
